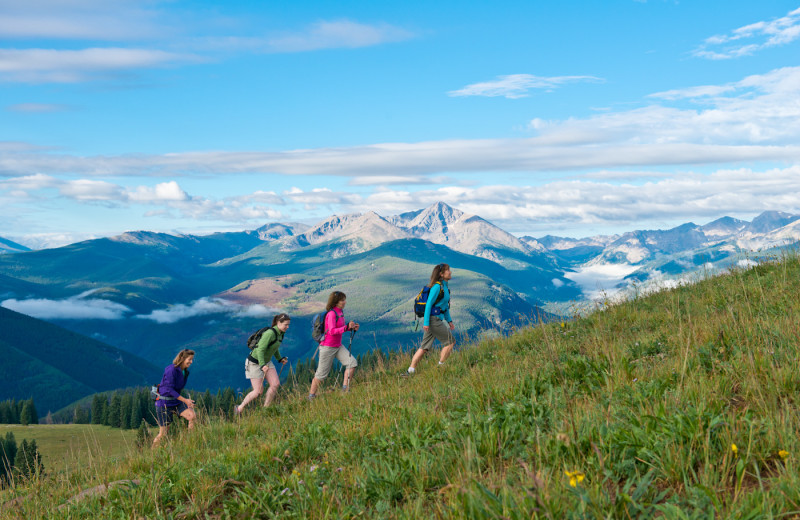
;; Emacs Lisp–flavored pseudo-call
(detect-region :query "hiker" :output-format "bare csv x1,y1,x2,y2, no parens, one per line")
152,349,196,447
236,313,290,413
308,291,360,399
406,263,455,375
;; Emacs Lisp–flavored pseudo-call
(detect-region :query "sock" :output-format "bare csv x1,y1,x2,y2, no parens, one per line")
407,367,415,374
438,361,445,365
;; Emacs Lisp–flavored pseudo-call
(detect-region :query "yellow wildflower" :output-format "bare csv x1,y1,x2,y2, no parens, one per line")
731,444,738,455
565,470,585,487
779,450,789,461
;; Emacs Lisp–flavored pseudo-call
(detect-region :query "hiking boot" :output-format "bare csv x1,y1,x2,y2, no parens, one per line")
307,394,316,401
341,385,349,393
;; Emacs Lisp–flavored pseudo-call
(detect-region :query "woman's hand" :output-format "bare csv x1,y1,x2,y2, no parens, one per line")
279,357,288,365
449,321,455,330
181,396,195,408
423,326,429,332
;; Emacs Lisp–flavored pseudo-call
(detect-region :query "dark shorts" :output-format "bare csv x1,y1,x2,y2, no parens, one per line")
155,402,188,427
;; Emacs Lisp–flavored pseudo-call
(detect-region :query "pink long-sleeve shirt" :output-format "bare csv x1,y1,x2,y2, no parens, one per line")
319,307,350,347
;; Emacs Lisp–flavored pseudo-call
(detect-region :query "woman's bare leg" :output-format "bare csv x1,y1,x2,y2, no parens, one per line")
263,367,281,407
236,378,264,412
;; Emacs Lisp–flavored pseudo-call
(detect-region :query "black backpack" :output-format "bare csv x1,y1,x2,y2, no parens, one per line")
247,326,279,351
311,310,329,343
413,281,446,318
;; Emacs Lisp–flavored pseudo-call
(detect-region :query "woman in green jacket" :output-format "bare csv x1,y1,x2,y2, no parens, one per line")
236,313,290,413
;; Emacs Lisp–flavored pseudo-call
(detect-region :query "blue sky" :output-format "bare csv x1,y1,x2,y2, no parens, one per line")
2,0,800,248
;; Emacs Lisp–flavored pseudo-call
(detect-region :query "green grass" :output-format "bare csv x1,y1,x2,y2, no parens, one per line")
0,424,140,473
4,253,800,518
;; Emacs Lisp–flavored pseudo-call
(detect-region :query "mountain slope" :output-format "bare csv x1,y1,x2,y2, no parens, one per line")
0,236,30,254
9,254,800,518
0,306,160,413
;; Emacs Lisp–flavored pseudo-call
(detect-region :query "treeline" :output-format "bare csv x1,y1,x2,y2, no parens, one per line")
59,347,397,429
0,399,39,425
0,432,44,488
76,387,241,429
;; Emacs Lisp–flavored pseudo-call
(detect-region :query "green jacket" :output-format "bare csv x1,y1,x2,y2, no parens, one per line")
253,327,285,366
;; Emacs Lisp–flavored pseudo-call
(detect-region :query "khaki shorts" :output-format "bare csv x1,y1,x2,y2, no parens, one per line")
314,346,358,380
421,316,454,350
245,358,275,380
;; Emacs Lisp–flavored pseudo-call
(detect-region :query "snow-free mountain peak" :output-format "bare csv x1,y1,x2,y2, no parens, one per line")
0,236,31,254
746,211,800,235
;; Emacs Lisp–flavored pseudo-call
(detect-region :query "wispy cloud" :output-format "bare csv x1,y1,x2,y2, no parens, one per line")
135,297,274,324
1,290,132,319
0,48,201,83
448,74,603,99
693,6,800,59
263,19,414,53
6,103,71,113
0,0,170,40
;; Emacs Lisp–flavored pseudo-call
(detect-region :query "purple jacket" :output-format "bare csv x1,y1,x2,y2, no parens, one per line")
155,364,189,408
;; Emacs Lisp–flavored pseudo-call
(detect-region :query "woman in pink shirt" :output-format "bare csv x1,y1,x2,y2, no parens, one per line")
308,291,360,399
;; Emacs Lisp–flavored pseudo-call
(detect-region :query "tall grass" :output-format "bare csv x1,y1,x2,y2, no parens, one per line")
4,253,800,518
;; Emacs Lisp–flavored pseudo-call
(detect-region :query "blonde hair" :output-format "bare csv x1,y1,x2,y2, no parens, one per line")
172,349,195,368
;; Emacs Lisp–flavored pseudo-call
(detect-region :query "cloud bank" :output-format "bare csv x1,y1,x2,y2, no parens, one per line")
1,290,132,319
135,297,275,324
2,292,276,323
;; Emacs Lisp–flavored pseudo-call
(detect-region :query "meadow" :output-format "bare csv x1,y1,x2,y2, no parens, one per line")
2,253,800,518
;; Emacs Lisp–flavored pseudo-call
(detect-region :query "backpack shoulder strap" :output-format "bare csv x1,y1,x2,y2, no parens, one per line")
265,326,279,348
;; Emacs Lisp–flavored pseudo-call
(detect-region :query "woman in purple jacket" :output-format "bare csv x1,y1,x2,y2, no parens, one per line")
152,349,196,447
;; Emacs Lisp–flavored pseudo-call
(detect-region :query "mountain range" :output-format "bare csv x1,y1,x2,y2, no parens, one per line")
1,203,799,406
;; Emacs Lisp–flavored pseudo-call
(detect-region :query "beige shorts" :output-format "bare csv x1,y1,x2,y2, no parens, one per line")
421,316,454,350
245,358,275,380
314,346,358,380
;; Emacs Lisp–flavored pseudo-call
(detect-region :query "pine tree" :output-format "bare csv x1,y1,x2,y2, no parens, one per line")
129,394,142,430
135,420,152,450
107,393,122,428
16,439,44,480
19,401,33,426
0,401,10,424
0,432,17,485
221,388,236,418
27,399,38,425
73,406,90,424
120,393,133,430
90,394,104,425
8,399,19,424
140,391,156,426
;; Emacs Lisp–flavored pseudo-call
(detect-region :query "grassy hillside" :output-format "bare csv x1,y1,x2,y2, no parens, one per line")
0,307,160,413
4,254,800,518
